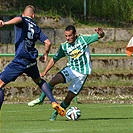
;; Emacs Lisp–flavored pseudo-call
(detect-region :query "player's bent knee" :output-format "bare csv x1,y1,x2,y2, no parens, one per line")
36,79,46,88
0,79,6,88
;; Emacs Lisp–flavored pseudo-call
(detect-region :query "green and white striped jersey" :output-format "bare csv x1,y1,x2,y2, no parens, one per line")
53,33,98,74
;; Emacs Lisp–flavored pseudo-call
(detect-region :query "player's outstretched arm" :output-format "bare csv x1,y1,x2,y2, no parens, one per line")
0,17,22,27
40,58,56,77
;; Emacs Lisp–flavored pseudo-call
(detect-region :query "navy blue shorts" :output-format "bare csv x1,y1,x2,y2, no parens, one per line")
0,59,40,84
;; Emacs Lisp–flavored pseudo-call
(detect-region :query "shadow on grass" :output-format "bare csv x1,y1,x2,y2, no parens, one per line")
16,117,133,122
80,117,133,121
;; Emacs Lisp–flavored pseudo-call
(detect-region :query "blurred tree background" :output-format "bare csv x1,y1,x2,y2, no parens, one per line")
0,0,132,27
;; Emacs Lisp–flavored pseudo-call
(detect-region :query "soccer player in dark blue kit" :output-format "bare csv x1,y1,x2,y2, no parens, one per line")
0,5,66,116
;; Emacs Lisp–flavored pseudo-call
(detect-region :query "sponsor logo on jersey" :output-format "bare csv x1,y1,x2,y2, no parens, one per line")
70,49,81,58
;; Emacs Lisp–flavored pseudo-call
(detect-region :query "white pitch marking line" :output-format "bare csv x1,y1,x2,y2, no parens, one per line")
87,104,133,109
2,104,133,113
1,128,66,133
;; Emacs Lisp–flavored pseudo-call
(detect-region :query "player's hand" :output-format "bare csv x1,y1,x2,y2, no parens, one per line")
95,27,105,38
40,72,45,77
39,54,48,63
0,20,4,27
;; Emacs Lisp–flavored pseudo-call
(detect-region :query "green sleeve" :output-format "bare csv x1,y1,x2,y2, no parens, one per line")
53,45,66,61
83,33,98,45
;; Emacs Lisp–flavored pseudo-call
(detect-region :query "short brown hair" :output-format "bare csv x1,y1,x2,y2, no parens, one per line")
24,5,35,14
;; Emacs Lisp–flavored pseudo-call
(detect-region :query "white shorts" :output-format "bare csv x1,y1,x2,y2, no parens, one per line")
60,67,88,95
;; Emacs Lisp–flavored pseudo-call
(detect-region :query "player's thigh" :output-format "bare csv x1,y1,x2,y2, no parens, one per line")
0,63,24,85
26,64,40,83
50,72,65,86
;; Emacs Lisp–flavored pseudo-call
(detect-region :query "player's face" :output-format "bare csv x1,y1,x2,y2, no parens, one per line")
65,30,76,44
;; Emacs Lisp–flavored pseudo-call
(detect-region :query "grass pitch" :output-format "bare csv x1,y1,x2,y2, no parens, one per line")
0,103,133,133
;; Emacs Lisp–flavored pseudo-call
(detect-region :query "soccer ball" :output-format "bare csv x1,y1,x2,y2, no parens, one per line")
66,106,81,120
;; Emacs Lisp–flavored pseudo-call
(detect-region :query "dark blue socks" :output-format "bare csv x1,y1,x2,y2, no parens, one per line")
39,82,54,102
37,79,56,103
0,88,4,109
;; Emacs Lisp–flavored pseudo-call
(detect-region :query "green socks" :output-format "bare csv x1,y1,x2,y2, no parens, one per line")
60,101,70,109
39,92,46,102
52,101,70,116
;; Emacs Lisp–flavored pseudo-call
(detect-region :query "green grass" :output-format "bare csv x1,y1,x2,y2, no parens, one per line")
1,103,133,133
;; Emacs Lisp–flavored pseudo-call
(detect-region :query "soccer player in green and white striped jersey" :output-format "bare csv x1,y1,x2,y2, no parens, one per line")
28,25,105,120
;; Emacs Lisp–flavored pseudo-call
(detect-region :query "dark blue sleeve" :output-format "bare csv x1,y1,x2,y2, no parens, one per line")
38,29,49,43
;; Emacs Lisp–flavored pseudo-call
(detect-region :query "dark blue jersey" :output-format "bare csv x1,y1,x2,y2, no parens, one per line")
14,16,48,60
0,16,49,83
